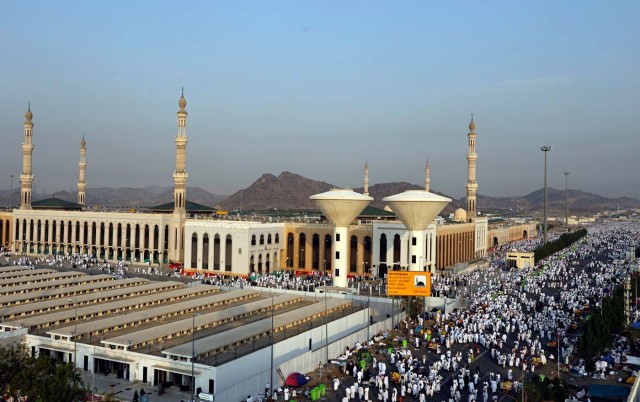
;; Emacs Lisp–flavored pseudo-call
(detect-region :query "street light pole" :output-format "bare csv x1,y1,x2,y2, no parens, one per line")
540,146,552,244
191,312,198,401
270,292,276,398
564,172,570,231
68,298,78,365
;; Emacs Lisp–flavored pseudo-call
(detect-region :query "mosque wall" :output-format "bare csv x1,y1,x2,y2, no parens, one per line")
12,209,172,264
0,211,13,250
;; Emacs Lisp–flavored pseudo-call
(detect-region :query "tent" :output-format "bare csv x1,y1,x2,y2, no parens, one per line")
285,372,308,388
631,322,640,329
357,348,373,363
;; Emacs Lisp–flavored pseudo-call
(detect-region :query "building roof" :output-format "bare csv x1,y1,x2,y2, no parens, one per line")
32,197,83,211
358,205,395,218
147,200,215,213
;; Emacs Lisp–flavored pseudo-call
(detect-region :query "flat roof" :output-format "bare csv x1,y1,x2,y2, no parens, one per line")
0,268,55,280
0,277,149,307
4,285,219,331
0,266,30,274
0,274,115,297
103,293,303,348
0,271,84,288
48,289,260,338
0,281,183,321
163,297,352,358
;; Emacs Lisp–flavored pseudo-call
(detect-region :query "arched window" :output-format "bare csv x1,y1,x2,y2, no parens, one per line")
259,234,265,245
191,233,198,267
251,235,256,246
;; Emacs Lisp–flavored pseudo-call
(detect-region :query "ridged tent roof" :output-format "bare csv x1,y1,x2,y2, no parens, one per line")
32,197,83,211
147,200,215,213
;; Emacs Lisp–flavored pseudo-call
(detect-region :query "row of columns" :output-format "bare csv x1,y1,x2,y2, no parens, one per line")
13,218,169,263
436,229,475,269
285,232,373,275
0,218,12,248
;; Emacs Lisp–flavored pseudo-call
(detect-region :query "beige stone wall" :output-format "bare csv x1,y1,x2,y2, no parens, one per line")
487,222,537,248
0,212,13,249
435,222,476,270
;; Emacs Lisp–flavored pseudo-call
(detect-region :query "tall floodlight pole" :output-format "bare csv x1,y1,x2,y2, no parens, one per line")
564,172,570,231
191,312,199,401
540,146,552,244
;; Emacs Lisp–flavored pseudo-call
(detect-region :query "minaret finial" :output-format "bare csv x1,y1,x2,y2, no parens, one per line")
28,102,31,111
181,87,184,97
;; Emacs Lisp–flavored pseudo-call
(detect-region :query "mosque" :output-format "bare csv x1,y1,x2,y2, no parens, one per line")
0,93,536,277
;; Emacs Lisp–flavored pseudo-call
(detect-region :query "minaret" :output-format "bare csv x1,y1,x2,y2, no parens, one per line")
363,161,369,196
424,159,430,192
20,103,34,210
170,89,189,262
465,115,478,221
77,136,87,205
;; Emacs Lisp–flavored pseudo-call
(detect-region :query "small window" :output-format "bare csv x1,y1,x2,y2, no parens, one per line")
411,255,416,263
335,268,340,277
412,237,417,246
336,233,340,242
335,251,340,259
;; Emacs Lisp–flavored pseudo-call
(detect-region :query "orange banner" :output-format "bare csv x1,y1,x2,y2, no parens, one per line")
387,271,431,297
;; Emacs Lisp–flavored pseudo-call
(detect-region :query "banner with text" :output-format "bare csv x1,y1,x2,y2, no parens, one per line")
387,271,431,296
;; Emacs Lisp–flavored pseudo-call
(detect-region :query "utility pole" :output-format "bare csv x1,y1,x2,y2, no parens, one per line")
540,146,552,244
564,172,570,231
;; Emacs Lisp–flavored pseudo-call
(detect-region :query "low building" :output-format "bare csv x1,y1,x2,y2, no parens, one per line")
506,250,535,269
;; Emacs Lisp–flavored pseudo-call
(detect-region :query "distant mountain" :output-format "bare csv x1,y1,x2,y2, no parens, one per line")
220,171,333,210
0,186,227,209
2,177,638,214
219,173,463,213
463,188,640,213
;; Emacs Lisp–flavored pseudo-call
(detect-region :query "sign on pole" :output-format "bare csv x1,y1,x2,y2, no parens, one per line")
387,271,431,296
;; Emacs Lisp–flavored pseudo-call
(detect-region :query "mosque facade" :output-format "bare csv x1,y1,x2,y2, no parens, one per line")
3,96,535,276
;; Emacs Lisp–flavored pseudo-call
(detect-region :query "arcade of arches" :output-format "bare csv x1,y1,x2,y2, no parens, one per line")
283,224,373,275
11,210,174,264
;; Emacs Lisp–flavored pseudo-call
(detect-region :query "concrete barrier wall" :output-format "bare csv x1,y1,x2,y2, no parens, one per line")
213,309,403,402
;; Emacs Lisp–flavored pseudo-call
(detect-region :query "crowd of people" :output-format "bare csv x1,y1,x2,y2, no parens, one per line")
313,221,638,402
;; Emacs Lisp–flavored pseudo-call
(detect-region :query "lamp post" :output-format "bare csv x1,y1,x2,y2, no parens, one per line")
270,292,278,398
68,298,78,365
9,174,14,209
564,172,570,231
540,146,552,244
192,312,199,401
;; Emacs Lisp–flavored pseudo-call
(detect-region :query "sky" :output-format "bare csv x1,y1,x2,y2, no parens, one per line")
1,1,639,199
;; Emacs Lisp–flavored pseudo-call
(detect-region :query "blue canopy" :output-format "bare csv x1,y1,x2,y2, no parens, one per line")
589,384,630,398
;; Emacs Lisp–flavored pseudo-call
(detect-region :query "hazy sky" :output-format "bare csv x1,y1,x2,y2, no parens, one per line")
1,1,639,199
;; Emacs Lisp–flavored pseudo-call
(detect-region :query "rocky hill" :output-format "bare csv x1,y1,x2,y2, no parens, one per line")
220,171,333,210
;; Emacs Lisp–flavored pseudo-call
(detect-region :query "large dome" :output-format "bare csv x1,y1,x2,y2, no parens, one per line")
454,208,467,222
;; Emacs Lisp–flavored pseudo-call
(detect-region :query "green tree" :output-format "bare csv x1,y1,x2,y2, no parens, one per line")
0,344,85,402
